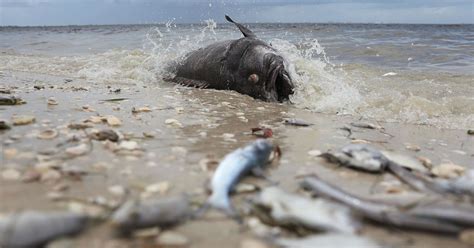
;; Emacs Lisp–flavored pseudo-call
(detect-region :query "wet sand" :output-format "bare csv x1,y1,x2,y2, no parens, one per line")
1,69,473,247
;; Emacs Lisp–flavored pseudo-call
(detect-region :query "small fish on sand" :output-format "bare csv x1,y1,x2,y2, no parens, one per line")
0,211,88,247
253,187,360,233
206,139,274,217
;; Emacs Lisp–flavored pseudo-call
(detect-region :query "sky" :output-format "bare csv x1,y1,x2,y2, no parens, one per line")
1,0,473,26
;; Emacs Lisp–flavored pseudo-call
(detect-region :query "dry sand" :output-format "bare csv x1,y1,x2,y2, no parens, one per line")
1,69,473,247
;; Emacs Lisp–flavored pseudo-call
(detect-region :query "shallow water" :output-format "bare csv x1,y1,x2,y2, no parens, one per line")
1,22,473,129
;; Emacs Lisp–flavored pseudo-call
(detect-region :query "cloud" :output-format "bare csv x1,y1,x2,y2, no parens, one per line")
0,0,472,25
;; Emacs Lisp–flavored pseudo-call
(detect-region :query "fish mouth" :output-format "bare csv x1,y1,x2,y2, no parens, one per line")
265,65,294,102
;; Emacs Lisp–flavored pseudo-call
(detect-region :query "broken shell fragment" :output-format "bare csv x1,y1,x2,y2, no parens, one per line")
165,119,183,128
106,115,122,126
119,141,139,150
155,231,189,247
132,106,152,114
47,97,58,105
432,163,465,179
1,168,21,181
65,143,90,157
12,115,36,126
37,129,58,140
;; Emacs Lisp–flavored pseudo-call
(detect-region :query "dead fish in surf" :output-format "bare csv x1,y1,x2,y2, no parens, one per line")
0,211,88,247
204,139,274,217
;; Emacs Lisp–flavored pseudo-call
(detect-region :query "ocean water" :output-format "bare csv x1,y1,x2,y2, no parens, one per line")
0,22,473,129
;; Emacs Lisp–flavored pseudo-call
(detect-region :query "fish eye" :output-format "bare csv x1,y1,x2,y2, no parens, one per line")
248,74,259,83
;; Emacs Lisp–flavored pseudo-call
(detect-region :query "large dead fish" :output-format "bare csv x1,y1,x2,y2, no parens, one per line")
252,187,360,233
301,175,464,233
110,195,191,235
0,211,88,248
207,139,274,216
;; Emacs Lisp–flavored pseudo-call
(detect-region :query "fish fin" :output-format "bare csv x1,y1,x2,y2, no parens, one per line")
225,15,256,38
206,193,243,223
172,77,210,89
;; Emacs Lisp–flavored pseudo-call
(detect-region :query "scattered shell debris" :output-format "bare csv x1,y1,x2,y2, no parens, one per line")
12,115,36,125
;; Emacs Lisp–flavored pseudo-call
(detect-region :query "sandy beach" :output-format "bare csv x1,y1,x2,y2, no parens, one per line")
1,67,473,247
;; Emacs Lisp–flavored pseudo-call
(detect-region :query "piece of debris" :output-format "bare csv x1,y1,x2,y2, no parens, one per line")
382,72,397,77
199,157,219,172
37,129,59,140
0,211,88,247
106,115,122,127
0,96,26,105
350,122,382,130
68,123,93,130
155,231,189,247
90,129,119,142
12,115,35,126
405,143,421,152
276,234,378,248
47,97,58,105
0,120,11,130
251,127,273,138
110,195,191,235
132,107,152,114
460,229,474,245
283,118,313,127
165,119,183,128
118,141,139,150
417,156,433,169
65,143,90,157
307,150,322,157
468,130,474,135
144,181,171,195
432,163,465,179
235,183,258,194
143,131,156,138
108,185,127,196
253,187,360,233
1,168,21,181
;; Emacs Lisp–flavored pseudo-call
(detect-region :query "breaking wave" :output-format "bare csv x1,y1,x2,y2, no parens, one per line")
0,21,472,129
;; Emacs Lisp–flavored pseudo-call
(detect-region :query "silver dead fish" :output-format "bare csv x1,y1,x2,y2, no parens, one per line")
319,144,456,195
301,175,464,233
110,195,191,235
253,187,360,233
207,139,274,215
0,211,88,248
319,144,389,172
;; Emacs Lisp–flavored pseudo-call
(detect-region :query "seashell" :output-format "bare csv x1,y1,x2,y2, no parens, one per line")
37,129,58,140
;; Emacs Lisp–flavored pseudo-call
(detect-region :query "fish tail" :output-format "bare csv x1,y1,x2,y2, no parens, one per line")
193,193,242,223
